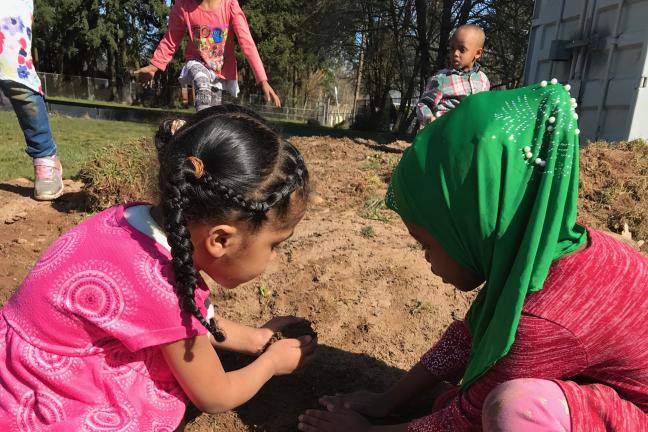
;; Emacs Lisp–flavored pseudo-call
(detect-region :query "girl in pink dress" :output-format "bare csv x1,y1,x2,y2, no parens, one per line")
135,0,281,111
0,105,315,431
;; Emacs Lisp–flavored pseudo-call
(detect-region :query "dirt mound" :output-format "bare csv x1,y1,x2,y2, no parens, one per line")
579,140,647,250
79,138,157,210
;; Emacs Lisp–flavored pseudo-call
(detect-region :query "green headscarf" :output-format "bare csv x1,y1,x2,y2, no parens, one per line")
386,83,587,389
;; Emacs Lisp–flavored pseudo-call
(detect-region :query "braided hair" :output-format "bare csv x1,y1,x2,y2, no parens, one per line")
155,105,309,342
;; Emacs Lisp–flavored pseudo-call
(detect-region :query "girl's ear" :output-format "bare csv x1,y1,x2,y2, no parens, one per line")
204,224,240,259
475,47,483,60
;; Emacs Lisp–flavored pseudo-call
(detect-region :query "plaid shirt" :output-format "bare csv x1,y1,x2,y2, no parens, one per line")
416,63,490,127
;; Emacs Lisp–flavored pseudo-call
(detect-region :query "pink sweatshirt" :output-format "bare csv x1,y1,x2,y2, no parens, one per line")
151,0,267,83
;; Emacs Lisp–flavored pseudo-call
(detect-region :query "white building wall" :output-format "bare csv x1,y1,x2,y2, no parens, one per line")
524,0,648,142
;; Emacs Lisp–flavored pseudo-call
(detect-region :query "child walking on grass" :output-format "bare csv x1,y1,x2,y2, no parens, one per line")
416,24,490,129
0,0,64,200
135,0,281,112
0,105,316,430
299,82,648,431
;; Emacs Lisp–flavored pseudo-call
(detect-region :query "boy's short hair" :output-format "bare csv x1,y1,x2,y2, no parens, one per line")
453,24,486,48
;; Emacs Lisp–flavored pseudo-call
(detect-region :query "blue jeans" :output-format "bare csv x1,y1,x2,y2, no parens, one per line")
0,80,57,158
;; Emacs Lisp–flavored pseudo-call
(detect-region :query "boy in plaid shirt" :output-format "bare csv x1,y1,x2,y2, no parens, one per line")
417,25,490,129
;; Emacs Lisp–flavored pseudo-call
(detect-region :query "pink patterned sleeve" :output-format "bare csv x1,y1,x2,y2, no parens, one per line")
420,320,472,384
150,1,187,71
408,315,587,431
230,0,268,83
100,244,212,352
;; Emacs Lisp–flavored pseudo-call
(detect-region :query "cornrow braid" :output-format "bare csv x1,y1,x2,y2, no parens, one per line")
197,139,308,219
256,140,308,211
201,171,270,213
162,164,226,342
157,105,309,341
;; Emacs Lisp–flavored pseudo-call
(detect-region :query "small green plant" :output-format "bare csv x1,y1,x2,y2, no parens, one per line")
360,226,375,238
365,174,383,188
410,300,434,315
363,195,392,222
258,284,272,298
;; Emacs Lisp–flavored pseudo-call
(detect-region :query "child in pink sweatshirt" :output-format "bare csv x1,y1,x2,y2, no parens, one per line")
135,0,280,111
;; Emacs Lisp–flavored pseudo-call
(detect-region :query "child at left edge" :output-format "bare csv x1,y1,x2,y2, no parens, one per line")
135,0,281,111
0,0,64,200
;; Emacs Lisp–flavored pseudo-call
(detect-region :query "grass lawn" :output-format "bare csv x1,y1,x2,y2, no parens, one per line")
0,106,403,183
0,111,154,181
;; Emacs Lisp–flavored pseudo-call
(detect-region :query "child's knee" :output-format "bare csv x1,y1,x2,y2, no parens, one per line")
483,379,526,417
482,378,570,431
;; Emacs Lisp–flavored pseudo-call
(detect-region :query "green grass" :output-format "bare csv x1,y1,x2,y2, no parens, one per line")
361,158,382,171
0,111,154,181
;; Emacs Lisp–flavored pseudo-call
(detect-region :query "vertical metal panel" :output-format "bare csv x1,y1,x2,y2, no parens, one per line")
524,0,648,141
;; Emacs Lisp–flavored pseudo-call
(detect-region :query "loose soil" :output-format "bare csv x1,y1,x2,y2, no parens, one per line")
262,320,318,353
0,136,645,431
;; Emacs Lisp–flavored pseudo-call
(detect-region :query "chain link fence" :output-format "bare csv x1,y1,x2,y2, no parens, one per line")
25,72,353,126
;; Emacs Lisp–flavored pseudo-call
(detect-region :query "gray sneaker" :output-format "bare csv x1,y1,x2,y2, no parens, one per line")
33,155,64,200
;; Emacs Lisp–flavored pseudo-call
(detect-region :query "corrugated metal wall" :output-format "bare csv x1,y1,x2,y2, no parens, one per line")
524,0,648,142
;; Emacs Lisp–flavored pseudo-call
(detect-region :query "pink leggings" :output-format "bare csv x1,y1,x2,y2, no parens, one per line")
482,379,571,431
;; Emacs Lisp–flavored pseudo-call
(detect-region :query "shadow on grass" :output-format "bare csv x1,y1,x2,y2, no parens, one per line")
188,344,445,432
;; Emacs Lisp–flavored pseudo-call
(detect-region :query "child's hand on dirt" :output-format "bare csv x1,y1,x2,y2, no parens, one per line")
133,65,159,87
253,316,305,355
263,335,316,376
260,80,282,107
298,408,373,432
319,390,393,418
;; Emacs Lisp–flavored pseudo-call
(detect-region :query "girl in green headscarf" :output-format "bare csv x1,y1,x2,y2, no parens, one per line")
298,82,648,432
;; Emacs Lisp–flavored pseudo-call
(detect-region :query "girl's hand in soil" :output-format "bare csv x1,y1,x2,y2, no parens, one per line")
253,316,307,355
262,335,316,376
319,390,394,418
298,408,373,432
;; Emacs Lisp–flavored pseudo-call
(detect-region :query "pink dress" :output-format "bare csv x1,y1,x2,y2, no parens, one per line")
0,204,211,431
